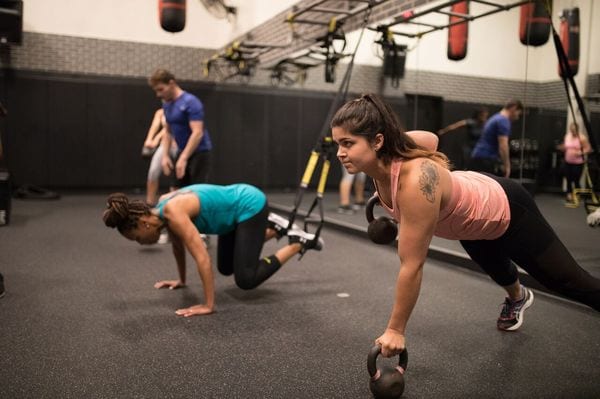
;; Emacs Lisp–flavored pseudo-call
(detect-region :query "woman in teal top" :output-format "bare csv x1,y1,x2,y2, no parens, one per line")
102,184,323,317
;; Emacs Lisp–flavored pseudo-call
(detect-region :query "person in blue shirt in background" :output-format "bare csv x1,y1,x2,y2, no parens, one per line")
102,184,323,317
469,99,523,178
148,69,213,188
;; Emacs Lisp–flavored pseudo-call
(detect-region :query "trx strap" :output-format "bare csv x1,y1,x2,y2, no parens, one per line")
549,3,599,209
550,10,597,161
286,2,374,257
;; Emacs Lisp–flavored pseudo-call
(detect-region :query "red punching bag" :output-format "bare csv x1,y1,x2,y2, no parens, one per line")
447,1,469,61
159,0,186,33
558,8,580,78
519,1,551,46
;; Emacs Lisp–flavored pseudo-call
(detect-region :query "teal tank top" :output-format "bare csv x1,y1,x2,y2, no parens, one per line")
156,184,266,235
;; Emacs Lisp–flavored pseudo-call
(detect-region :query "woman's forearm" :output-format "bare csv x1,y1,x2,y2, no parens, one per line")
194,256,215,308
386,262,424,334
171,237,187,284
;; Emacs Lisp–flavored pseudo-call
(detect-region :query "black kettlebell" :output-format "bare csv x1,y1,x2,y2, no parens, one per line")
367,345,408,399
365,195,398,245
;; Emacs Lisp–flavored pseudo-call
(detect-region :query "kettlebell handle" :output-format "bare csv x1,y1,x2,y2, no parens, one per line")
365,195,380,223
367,345,408,378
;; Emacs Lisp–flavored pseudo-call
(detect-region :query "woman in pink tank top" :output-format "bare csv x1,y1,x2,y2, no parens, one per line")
556,122,591,202
331,94,600,359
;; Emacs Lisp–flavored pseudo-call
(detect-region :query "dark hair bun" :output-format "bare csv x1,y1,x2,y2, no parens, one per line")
103,193,129,228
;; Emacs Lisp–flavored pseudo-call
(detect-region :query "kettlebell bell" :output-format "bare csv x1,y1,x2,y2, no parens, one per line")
367,345,408,399
365,195,398,245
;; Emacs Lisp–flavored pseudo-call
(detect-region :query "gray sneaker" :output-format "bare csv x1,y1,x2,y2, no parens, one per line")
497,286,534,331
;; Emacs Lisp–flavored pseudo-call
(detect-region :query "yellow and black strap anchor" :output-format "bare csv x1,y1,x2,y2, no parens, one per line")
291,136,337,258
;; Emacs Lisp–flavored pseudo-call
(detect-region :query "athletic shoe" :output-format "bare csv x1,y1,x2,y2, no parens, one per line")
268,212,298,238
288,228,324,252
337,205,355,215
497,286,534,331
201,234,210,248
351,201,366,211
0,273,5,298
157,231,170,245
587,208,600,227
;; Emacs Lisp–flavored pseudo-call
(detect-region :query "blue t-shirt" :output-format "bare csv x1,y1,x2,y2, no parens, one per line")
471,113,511,159
156,184,266,235
163,92,213,153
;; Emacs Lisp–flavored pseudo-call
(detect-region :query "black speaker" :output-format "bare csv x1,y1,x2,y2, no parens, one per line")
0,1,23,45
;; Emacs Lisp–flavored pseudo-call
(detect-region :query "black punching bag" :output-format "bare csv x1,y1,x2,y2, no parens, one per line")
558,8,580,78
159,0,186,33
519,1,551,46
447,1,468,61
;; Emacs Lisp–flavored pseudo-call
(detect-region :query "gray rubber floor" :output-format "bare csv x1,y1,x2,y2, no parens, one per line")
1,195,599,399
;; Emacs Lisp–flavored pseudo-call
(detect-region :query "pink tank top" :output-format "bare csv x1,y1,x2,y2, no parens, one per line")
564,135,585,165
377,160,511,240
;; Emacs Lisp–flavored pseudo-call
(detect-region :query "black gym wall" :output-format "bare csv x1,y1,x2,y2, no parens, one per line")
3,69,596,192
0,69,393,190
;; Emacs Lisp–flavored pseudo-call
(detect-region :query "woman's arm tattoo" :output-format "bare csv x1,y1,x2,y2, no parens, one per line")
418,161,439,203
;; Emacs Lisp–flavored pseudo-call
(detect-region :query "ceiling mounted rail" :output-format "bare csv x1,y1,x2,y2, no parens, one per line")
379,0,533,39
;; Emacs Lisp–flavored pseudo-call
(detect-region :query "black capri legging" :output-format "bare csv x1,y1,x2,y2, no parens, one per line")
460,174,600,311
216,204,282,290
564,162,584,193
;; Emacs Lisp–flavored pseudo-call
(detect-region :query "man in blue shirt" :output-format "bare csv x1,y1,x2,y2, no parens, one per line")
470,99,523,178
148,69,213,188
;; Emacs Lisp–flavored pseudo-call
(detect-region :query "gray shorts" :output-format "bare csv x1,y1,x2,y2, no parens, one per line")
340,165,366,184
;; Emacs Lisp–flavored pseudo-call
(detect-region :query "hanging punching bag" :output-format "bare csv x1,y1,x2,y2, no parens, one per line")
519,2,551,46
447,1,469,61
159,0,186,33
558,8,580,78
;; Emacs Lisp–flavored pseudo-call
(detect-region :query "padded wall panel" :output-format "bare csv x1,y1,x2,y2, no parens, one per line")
3,77,49,186
86,83,127,186
235,92,268,186
46,80,88,186
267,94,302,188
211,91,242,185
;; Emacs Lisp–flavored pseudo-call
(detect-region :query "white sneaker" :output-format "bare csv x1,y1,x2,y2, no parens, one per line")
268,212,298,238
201,234,210,248
288,228,324,251
157,231,169,244
587,208,600,227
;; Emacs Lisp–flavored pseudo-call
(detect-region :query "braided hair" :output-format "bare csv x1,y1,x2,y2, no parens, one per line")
102,193,151,234
331,93,450,168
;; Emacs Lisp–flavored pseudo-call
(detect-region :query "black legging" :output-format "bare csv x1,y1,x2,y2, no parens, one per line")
460,174,600,311
564,163,583,194
468,157,500,176
216,204,282,290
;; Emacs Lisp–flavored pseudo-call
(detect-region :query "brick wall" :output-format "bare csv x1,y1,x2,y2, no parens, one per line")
3,30,597,112
0,32,214,82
